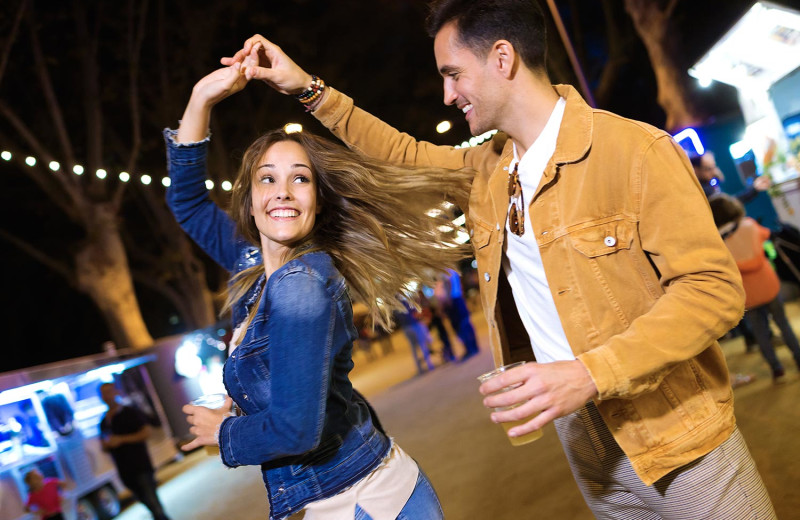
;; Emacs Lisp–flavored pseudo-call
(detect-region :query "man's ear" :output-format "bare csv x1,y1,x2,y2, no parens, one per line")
490,40,517,79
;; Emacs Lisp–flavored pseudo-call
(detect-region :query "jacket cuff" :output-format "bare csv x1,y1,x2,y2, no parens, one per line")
217,415,239,467
577,347,627,399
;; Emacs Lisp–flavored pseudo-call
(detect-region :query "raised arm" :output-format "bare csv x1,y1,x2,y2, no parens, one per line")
222,35,501,211
165,61,256,271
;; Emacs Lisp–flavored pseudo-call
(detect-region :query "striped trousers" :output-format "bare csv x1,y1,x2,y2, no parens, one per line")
554,402,776,519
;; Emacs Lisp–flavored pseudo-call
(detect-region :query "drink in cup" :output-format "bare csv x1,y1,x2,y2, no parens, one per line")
477,361,543,446
190,393,229,455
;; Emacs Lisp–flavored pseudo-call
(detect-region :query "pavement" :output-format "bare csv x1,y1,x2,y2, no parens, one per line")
115,301,800,519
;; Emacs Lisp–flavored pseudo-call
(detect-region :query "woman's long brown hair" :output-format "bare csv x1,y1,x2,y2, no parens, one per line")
221,128,473,329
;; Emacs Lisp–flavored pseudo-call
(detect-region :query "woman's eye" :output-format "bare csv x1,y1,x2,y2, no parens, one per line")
259,176,274,184
294,175,310,184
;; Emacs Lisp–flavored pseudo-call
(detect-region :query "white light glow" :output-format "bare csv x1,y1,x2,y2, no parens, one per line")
729,140,752,160
119,172,130,182
175,341,203,378
205,180,214,190
436,121,452,133
25,156,36,166
140,174,152,185
48,161,60,171
96,168,107,179
73,165,84,175
689,2,800,90
222,180,232,191
284,123,303,134
162,177,171,187
1,151,12,161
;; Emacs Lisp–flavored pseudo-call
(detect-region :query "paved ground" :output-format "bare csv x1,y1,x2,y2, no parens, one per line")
116,301,800,519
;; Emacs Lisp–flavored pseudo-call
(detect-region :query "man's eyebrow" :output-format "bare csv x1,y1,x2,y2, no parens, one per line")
439,65,460,76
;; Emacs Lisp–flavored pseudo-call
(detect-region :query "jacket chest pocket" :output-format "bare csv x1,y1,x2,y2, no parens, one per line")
469,218,495,250
568,218,640,328
569,219,634,257
231,340,271,408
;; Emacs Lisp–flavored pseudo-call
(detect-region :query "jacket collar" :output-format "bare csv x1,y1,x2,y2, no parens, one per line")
551,84,593,165
495,84,593,169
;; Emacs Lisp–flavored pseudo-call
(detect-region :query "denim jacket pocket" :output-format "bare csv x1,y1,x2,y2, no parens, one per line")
569,218,634,257
470,219,494,249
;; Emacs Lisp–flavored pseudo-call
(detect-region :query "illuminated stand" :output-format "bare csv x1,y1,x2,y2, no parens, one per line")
689,1,800,229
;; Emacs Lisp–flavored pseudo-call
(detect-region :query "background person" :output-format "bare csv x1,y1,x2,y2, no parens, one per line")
710,193,800,383
221,0,776,516
99,383,171,520
167,57,470,519
23,469,65,520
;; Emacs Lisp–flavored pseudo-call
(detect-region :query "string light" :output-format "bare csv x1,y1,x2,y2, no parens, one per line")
1,146,225,191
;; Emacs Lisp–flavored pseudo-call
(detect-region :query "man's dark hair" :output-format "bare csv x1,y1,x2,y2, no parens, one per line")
426,0,548,72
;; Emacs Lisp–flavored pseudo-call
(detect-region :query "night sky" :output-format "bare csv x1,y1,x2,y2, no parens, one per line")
0,0,761,372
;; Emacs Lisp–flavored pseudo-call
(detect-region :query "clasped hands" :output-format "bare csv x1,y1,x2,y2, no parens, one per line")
478,360,598,439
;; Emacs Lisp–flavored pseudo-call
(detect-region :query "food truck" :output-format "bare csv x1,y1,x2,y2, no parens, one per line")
0,352,178,520
689,1,800,229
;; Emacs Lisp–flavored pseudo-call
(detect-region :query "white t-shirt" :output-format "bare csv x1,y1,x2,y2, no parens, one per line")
501,97,575,363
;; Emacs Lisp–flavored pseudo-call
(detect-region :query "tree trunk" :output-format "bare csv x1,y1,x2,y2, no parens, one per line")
74,203,153,350
624,0,703,132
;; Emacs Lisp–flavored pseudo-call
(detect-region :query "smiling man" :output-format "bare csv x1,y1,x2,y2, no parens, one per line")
226,0,776,517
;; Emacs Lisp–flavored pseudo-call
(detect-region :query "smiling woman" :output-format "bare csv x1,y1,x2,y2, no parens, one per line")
163,55,471,520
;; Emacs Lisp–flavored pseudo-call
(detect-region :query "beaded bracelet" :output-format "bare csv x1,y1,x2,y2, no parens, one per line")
296,75,326,105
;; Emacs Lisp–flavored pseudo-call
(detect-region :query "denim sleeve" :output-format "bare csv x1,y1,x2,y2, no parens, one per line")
163,128,240,272
218,271,335,466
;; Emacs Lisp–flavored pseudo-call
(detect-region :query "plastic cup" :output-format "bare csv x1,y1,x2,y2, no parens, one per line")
190,393,229,455
477,361,543,446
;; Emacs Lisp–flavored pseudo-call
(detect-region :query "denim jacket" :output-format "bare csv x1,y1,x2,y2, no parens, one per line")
310,86,745,485
164,130,391,519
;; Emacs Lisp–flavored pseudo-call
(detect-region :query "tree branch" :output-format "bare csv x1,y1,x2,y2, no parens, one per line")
0,0,28,87
0,227,75,285
0,100,81,219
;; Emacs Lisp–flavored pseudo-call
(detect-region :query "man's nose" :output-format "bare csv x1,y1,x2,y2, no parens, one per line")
443,81,458,106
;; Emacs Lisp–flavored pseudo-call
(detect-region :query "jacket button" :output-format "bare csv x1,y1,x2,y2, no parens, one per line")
484,273,491,282
604,236,616,247
242,394,249,400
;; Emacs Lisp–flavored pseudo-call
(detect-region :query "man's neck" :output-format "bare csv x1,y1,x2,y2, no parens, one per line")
503,75,560,158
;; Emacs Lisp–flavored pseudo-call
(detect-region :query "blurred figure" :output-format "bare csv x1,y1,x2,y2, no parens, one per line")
690,151,770,203
435,269,479,361
24,468,65,520
420,288,456,363
99,383,171,520
710,193,800,384
394,300,436,374
691,150,771,355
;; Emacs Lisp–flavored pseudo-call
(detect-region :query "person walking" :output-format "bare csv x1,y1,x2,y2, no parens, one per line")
710,193,800,383
168,56,470,519
222,0,776,516
99,383,171,520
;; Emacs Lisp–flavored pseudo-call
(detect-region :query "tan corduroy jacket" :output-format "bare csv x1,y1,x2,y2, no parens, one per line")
313,84,745,485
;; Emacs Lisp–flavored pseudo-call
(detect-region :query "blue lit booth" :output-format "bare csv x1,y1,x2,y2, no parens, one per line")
0,353,178,520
